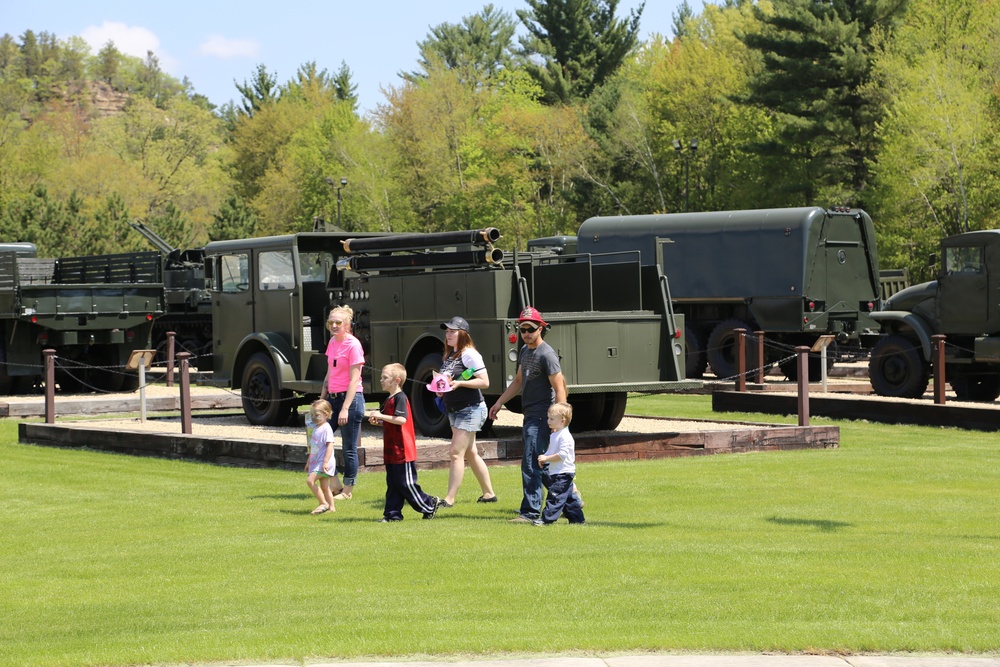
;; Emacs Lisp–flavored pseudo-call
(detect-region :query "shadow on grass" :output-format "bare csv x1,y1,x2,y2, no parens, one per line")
767,516,852,532
248,493,312,501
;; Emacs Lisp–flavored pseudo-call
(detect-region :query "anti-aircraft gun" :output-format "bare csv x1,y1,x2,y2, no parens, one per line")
130,222,213,366
203,227,695,435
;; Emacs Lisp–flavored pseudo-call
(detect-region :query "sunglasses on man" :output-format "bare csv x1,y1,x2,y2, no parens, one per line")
519,325,539,334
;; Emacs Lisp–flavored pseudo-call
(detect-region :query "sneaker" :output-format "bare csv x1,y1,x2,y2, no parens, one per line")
532,520,546,526
378,517,402,523
423,497,441,520
438,499,454,508
509,515,533,523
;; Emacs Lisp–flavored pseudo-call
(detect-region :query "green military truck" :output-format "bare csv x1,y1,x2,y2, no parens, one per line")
869,229,1000,401
0,245,165,393
202,228,695,436
575,207,883,380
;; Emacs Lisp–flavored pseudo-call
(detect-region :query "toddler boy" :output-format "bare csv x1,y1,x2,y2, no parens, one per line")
534,401,586,525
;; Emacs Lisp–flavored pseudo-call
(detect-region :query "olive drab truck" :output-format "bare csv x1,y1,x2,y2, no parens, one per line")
575,207,883,381
202,228,696,436
869,229,1000,401
0,244,165,393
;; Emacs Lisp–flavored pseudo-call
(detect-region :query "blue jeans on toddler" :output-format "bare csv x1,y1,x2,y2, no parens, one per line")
539,471,586,524
328,392,364,486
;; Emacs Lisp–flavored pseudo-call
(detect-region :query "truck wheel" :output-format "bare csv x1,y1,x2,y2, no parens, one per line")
596,392,628,431
411,352,451,438
685,325,707,379
568,393,606,432
241,352,293,425
949,372,1000,402
869,335,929,398
706,319,753,380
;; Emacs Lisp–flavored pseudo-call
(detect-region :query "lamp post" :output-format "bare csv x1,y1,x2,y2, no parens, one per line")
325,176,348,230
673,138,698,212
336,177,347,228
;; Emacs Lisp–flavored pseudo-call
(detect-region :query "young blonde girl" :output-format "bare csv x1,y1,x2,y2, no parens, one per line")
305,399,337,514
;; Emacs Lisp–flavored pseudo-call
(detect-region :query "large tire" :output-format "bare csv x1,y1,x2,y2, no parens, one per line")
949,371,1000,402
596,392,628,431
567,393,606,432
410,352,451,438
869,335,929,398
706,319,753,380
685,324,707,379
241,352,293,425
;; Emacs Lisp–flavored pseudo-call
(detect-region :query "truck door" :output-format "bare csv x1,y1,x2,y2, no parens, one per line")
255,249,299,354
212,252,253,380
938,244,988,333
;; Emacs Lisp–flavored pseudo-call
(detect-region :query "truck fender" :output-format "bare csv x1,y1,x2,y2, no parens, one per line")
233,332,299,386
870,311,934,361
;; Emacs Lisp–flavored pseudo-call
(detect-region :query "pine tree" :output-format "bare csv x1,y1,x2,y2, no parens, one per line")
517,0,644,105
738,0,908,206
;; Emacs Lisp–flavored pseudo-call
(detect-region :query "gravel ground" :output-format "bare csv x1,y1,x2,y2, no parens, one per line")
55,383,756,447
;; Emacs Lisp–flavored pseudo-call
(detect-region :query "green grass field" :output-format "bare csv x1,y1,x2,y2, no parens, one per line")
1,394,999,667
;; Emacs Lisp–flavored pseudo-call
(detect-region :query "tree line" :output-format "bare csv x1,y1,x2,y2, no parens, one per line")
1,0,998,282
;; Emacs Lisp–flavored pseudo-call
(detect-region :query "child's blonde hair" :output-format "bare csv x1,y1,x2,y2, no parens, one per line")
383,362,407,386
311,399,333,418
548,401,573,425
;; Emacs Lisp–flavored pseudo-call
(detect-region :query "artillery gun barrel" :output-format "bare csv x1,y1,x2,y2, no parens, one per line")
129,221,175,254
341,228,501,254
337,248,504,273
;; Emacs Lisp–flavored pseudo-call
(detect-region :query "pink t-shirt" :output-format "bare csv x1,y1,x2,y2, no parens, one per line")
325,334,365,393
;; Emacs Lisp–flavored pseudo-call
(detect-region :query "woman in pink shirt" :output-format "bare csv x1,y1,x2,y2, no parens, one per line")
320,305,365,499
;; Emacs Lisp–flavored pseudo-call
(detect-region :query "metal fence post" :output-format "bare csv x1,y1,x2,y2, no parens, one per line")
735,328,747,392
932,334,947,405
796,345,810,426
43,349,56,424
178,351,192,434
166,331,176,387
755,330,766,385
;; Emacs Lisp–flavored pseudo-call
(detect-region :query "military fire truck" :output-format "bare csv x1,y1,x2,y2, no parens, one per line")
575,207,883,380
201,228,695,436
0,244,165,393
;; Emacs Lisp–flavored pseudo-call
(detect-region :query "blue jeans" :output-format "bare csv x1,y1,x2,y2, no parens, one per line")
329,393,364,486
519,414,547,520
541,472,585,524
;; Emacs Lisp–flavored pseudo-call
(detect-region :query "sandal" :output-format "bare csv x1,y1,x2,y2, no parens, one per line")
439,499,454,508
310,505,330,515
476,495,498,503
332,493,352,500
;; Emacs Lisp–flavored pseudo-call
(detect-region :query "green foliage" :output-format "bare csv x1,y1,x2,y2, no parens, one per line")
518,0,644,105
409,4,518,84
234,63,278,117
3,398,1000,665
209,194,258,241
739,0,909,207
867,0,1000,282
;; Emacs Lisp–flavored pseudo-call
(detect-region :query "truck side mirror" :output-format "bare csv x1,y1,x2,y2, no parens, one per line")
928,252,937,267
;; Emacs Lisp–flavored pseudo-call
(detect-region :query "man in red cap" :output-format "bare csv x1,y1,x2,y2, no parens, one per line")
489,306,567,523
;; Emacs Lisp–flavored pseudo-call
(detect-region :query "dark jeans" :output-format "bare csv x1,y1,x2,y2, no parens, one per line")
540,472,585,524
328,393,364,486
519,414,547,520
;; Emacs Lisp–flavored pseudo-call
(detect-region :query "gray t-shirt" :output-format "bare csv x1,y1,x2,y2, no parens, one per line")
518,341,561,417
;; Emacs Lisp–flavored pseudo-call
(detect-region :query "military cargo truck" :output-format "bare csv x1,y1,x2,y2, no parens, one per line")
202,228,695,436
575,207,883,380
869,229,1000,401
130,222,213,366
0,245,165,393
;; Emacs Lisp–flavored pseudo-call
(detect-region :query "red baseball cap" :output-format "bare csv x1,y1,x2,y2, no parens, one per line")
517,307,547,326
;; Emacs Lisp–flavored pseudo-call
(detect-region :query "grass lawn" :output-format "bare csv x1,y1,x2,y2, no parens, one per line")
1,394,999,667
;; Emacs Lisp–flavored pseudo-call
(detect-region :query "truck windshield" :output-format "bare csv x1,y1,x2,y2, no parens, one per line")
945,246,984,274
259,250,295,290
300,252,333,283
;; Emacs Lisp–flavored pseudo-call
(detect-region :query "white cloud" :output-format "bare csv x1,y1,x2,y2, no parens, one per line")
198,35,259,59
81,21,161,59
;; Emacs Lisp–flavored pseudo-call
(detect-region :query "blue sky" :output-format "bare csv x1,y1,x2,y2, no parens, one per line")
3,0,688,116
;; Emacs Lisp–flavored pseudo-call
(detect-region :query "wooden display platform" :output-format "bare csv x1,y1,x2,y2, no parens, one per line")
712,390,1000,431
18,418,839,471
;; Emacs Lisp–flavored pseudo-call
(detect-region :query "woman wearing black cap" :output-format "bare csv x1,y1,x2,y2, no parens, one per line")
437,316,497,508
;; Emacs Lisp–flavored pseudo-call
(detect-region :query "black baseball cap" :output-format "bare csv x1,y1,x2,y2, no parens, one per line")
440,316,470,332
